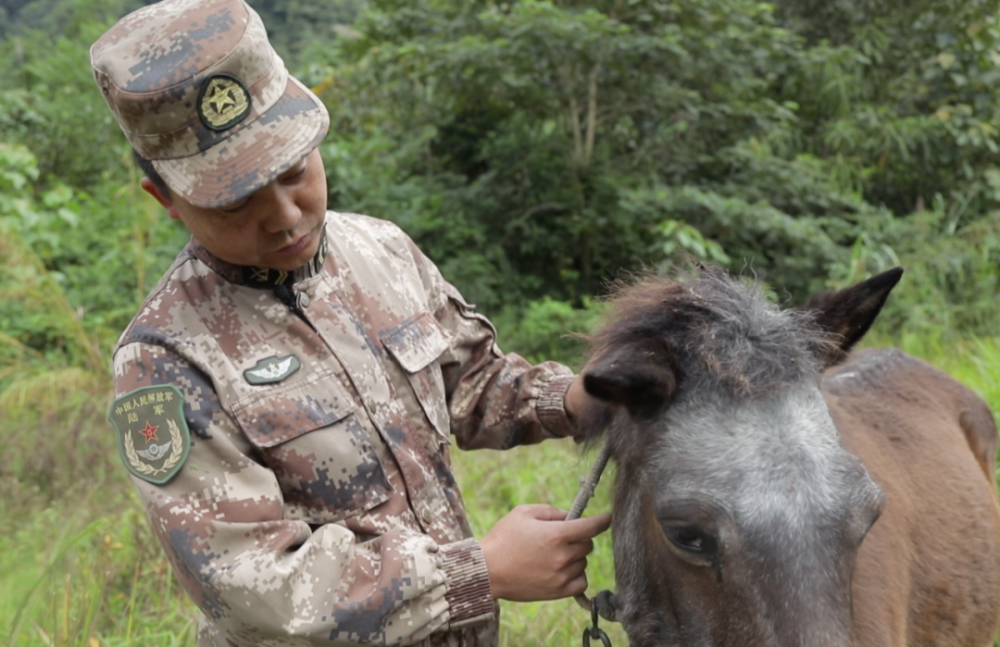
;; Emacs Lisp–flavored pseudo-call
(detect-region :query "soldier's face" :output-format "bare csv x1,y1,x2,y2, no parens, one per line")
142,148,328,271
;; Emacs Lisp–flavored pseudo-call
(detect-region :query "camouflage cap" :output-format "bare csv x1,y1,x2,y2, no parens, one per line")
90,0,330,209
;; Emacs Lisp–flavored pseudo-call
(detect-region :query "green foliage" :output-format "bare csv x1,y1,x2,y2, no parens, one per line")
649,219,730,268
0,142,183,502
310,0,881,309
0,3,189,362
0,0,144,39
773,0,1000,226
830,201,1000,340
492,296,606,368
1,490,197,646
0,2,142,191
451,440,624,647
303,0,1000,325
249,0,365,67
5,0,994,338
0,145,103,375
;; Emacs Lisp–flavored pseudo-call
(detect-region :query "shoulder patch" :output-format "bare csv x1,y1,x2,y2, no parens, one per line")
244,354,301,385
109,385,190,485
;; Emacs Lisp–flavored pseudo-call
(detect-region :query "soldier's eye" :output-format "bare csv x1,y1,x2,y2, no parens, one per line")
220,198,250,213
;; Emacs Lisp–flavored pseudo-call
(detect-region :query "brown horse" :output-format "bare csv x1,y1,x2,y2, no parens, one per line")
577,267,1000,646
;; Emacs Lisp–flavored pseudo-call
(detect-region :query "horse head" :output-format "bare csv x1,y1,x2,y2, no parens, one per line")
578,266,903,647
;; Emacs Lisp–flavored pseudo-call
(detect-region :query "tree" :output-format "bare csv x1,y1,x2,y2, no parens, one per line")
771,0,1000,221
310,0,889,309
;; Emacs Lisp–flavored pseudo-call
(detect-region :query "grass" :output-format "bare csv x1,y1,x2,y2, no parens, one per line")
453,440,627,646
2,336,999,647
1,485,198,646
0,436,622,646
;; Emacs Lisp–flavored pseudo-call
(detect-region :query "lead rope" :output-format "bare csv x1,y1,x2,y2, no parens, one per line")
566,440,618,646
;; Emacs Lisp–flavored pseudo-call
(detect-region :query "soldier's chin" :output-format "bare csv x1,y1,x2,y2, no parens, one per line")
266,232,319,270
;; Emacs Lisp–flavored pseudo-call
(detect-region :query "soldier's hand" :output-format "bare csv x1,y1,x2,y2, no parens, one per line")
564,374,589,423
480,504,611,602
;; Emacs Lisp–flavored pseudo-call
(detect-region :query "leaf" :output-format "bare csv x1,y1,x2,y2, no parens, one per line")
938,52,957,70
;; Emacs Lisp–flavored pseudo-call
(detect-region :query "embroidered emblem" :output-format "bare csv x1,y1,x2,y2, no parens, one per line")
108,385,190,485
197,74,251,131
245,266,290,286
244,355,301,385
139,421,159,442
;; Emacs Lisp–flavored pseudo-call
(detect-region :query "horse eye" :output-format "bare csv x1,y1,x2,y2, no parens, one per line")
664,526,713,554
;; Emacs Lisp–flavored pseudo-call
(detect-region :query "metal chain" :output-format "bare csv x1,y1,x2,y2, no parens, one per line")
582,595,613,647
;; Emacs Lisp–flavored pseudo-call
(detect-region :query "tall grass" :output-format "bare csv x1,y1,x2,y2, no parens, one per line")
0,489,198,647
3,336,999,646
0,405,621,646
453,440,626,646
0,168,196,646
2,205,1000,644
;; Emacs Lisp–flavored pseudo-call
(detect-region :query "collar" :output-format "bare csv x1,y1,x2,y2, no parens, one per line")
188,224,328,288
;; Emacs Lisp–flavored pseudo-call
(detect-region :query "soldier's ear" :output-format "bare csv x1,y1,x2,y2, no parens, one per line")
141,176,173,209
140,177,184,221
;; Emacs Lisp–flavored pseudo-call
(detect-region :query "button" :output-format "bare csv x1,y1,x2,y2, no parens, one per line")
420,509,432,524
295,292,311,309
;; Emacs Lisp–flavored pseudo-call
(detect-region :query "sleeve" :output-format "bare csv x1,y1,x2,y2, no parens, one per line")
402,237,578,450
111,341,490,646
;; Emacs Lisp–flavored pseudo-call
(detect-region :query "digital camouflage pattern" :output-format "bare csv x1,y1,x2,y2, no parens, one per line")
89,0,329,209
110,212,578,646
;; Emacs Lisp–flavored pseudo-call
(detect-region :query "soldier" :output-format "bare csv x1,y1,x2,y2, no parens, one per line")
93,0,611,645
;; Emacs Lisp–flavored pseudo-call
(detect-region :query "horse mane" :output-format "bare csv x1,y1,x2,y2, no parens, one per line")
576,267,836,442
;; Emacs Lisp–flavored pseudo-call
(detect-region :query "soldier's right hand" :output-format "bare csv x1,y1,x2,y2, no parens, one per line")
480,504,611,602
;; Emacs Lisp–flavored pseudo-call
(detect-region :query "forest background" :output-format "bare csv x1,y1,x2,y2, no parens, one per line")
4,0,1000,644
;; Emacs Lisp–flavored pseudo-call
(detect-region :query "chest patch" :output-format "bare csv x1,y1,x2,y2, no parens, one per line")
108,385,190,485
244,354,302,385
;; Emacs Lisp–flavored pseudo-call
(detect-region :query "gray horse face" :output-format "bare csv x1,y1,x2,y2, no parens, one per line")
578,267,903,646
608,386,885,647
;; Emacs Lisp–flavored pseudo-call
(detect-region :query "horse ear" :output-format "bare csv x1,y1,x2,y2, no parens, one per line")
801,267,903,366
582,338,677,417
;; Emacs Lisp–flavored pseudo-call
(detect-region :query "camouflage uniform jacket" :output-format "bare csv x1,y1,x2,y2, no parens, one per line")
109,211,577,646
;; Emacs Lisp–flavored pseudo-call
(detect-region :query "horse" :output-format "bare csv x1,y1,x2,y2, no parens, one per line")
576,266,1000,646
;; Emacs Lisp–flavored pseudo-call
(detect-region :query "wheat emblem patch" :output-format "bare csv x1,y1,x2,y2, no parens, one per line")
109,385,191,485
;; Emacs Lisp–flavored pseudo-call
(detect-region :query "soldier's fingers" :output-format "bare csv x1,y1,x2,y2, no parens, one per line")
562,512,612,541
564,572,590,597
516,503,568,522
562,538,594,561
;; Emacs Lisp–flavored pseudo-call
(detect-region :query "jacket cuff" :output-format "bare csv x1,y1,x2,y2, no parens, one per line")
537,373,576,438
441,538,496,629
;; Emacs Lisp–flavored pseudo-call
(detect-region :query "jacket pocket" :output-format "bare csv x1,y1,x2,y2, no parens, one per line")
231,369,392,523
380,311,452,442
